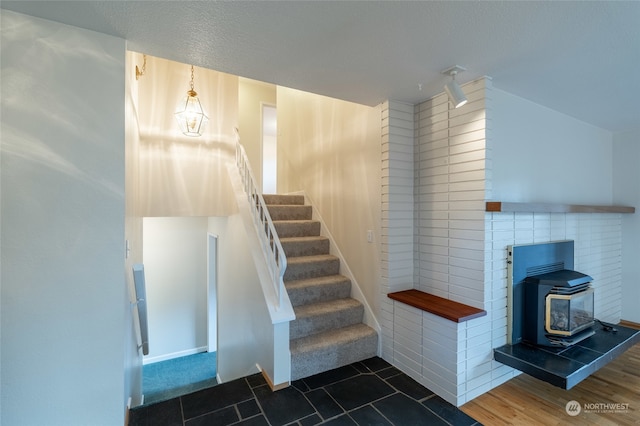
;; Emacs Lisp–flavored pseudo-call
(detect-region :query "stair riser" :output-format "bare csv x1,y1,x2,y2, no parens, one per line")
267,205,313,221
291,333,378,381
263,194,305,205
290,304,364,340
284,258,340,281
281,239,330,257
274,221,320,238
286,281,351,307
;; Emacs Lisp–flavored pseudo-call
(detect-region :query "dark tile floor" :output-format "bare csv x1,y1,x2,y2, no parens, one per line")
129,357,481,426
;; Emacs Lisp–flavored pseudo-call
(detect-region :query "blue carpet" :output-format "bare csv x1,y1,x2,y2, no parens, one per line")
143,351,217,405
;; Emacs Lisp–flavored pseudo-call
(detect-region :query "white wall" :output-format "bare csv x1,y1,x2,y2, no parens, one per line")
489,85,623,322
141,192,289,384
125,50,144,409
613,130,640,323
213,213,276,383
491,88,613,205
1,10,126,425
142,217,209,362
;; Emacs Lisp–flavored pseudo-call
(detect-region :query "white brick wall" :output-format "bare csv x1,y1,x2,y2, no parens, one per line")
381,79,624,407
412,80,493,405
415,80,488,311
381,101,415,362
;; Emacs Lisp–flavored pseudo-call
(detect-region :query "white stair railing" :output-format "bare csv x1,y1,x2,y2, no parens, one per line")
235,138,287,310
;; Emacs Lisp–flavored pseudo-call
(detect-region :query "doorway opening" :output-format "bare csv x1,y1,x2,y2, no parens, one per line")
262,104,277,194
140,217,218,404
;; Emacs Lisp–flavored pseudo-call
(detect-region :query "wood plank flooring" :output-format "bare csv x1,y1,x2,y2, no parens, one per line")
461,341,640,425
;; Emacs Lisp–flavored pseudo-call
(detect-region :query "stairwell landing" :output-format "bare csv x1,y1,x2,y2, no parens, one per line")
264,194,378,381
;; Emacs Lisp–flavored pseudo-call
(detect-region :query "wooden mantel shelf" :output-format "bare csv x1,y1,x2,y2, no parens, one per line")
486,201,635,214
388,289,486,323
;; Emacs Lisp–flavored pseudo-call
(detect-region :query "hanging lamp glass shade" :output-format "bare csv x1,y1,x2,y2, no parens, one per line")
175,90,208,136
174,65,208,137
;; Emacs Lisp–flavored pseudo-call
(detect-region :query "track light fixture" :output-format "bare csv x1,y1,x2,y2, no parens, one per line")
442,65,468,108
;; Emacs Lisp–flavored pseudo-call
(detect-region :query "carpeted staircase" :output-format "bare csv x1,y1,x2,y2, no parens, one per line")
263,194,378,381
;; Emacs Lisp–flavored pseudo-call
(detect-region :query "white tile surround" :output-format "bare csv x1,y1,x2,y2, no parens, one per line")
380,79,624,406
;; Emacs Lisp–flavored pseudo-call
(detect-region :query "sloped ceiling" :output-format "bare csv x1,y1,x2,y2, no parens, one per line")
2,1,639,133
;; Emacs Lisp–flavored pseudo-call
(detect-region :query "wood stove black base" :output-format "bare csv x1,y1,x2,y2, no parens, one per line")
494,323,640,389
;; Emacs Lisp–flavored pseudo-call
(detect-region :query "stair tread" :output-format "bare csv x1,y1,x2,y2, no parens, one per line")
263,194,305,205
273,220,321,238
285,274,350,288
280,236,328,243
273,219,319,224
284,255,339,282
287,254,338,264
280,236,330,258
293,297,361,318
267,205,312,220
285,275,352,307
290,323,377,354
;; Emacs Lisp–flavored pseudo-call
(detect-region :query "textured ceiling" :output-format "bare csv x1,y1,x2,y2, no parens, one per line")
2,1,639,133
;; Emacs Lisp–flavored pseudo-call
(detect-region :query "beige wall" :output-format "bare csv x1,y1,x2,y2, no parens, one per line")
137,55,238,216
238,78,277,190
277,87,382,313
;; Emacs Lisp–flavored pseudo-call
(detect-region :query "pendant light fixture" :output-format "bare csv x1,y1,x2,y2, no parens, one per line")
175,65,208,137
442,65,468,108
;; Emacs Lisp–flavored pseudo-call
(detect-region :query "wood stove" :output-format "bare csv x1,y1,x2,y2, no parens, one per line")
506,240,597,347
498,240,640,390
523,269,595,346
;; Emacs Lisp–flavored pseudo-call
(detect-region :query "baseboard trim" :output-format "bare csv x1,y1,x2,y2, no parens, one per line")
261,369,289,392
143,346,208,365
124,397,132,426
619,319,640,330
